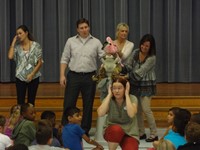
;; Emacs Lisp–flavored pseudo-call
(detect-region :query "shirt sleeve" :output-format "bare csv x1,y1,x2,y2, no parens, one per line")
60,39,71,64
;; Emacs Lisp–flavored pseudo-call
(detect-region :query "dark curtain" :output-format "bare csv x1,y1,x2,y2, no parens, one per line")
0,0,200,82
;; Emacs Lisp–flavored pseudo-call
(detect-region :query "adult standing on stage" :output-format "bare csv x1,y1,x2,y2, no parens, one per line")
60,18,104,136
122,34,158,142
8,25,43,106
114,23,134,64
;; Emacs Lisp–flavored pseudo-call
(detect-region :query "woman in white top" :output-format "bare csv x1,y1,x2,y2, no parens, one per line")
114,23,134,64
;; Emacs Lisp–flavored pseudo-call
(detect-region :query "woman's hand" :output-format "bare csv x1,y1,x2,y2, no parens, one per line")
27,73,34,82
125,81,130,96
107,84,113,97
11,35,18,46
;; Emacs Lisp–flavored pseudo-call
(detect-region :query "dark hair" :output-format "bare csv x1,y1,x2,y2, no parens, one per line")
20,103,34,115
173,108,191,136
41,110,56,120
17,25,34,41
140,34,156,56
0,115,6,126
7,144,28,150
36,119,53,144
190,112,200,124
76,18,89,28
169,107,181,116
64,107,80,123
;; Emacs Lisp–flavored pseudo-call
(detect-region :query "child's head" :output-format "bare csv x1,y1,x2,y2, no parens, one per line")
36,119,53,145
21,103,36,121
185,122,200,143
167,107,180,124
64,107,82,124
156,139,175,150
190,112,200,124
0,115,6,133
9,104,21,125
173,108,191,136
41,110,56,127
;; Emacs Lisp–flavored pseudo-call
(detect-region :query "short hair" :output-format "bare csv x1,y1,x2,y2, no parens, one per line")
64,107,80,123
157,139,175,150
185,122,200,142
115,23,129,39
36,119,53,144
41,110,56,120
190,112,200,124
20,103,34,115
76,18,89,28
0,115,6,126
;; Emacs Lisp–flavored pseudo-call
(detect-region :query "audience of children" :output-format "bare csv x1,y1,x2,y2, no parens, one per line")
11,103,36,146
0,115,13,149
1,101,200,150
29,119,68,150
62,107,104,150
4,104,21,137
32,110,62,147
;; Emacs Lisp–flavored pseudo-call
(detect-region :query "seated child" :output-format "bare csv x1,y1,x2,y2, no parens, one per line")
177,120,200,150
163,108,191,149
11,103,36,146
4,104,21,137
153,107,180,148
29,119,68,150
62,107,104,150
32,110,61,147
0,115,13,149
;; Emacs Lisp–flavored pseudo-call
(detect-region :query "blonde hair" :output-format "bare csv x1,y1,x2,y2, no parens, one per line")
157,139,175,150
115,23,129,39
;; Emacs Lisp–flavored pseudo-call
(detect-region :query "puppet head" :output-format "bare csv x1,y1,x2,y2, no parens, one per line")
102,37,118,54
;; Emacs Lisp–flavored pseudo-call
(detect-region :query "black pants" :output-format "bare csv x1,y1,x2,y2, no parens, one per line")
62,71,96,135
16,77,39,105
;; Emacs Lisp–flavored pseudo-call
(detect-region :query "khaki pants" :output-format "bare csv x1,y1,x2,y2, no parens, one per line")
137,96,157,136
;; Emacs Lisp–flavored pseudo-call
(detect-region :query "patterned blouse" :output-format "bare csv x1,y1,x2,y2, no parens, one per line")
125,49,156,97
14,41,42,82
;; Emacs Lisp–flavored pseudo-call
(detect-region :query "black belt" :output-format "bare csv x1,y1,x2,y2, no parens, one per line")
69,70,96,75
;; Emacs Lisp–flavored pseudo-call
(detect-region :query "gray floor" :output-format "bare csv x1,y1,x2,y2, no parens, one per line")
83,128,166,150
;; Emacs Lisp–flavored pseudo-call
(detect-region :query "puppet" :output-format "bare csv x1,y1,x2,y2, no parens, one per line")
92,37,122,99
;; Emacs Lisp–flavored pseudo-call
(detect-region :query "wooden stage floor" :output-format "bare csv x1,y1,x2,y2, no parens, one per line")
1,82,200,97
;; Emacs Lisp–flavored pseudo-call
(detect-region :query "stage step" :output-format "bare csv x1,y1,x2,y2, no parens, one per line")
0,95,200,127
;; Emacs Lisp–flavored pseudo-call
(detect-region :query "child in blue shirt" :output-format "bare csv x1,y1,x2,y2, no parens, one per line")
62,107,103,150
